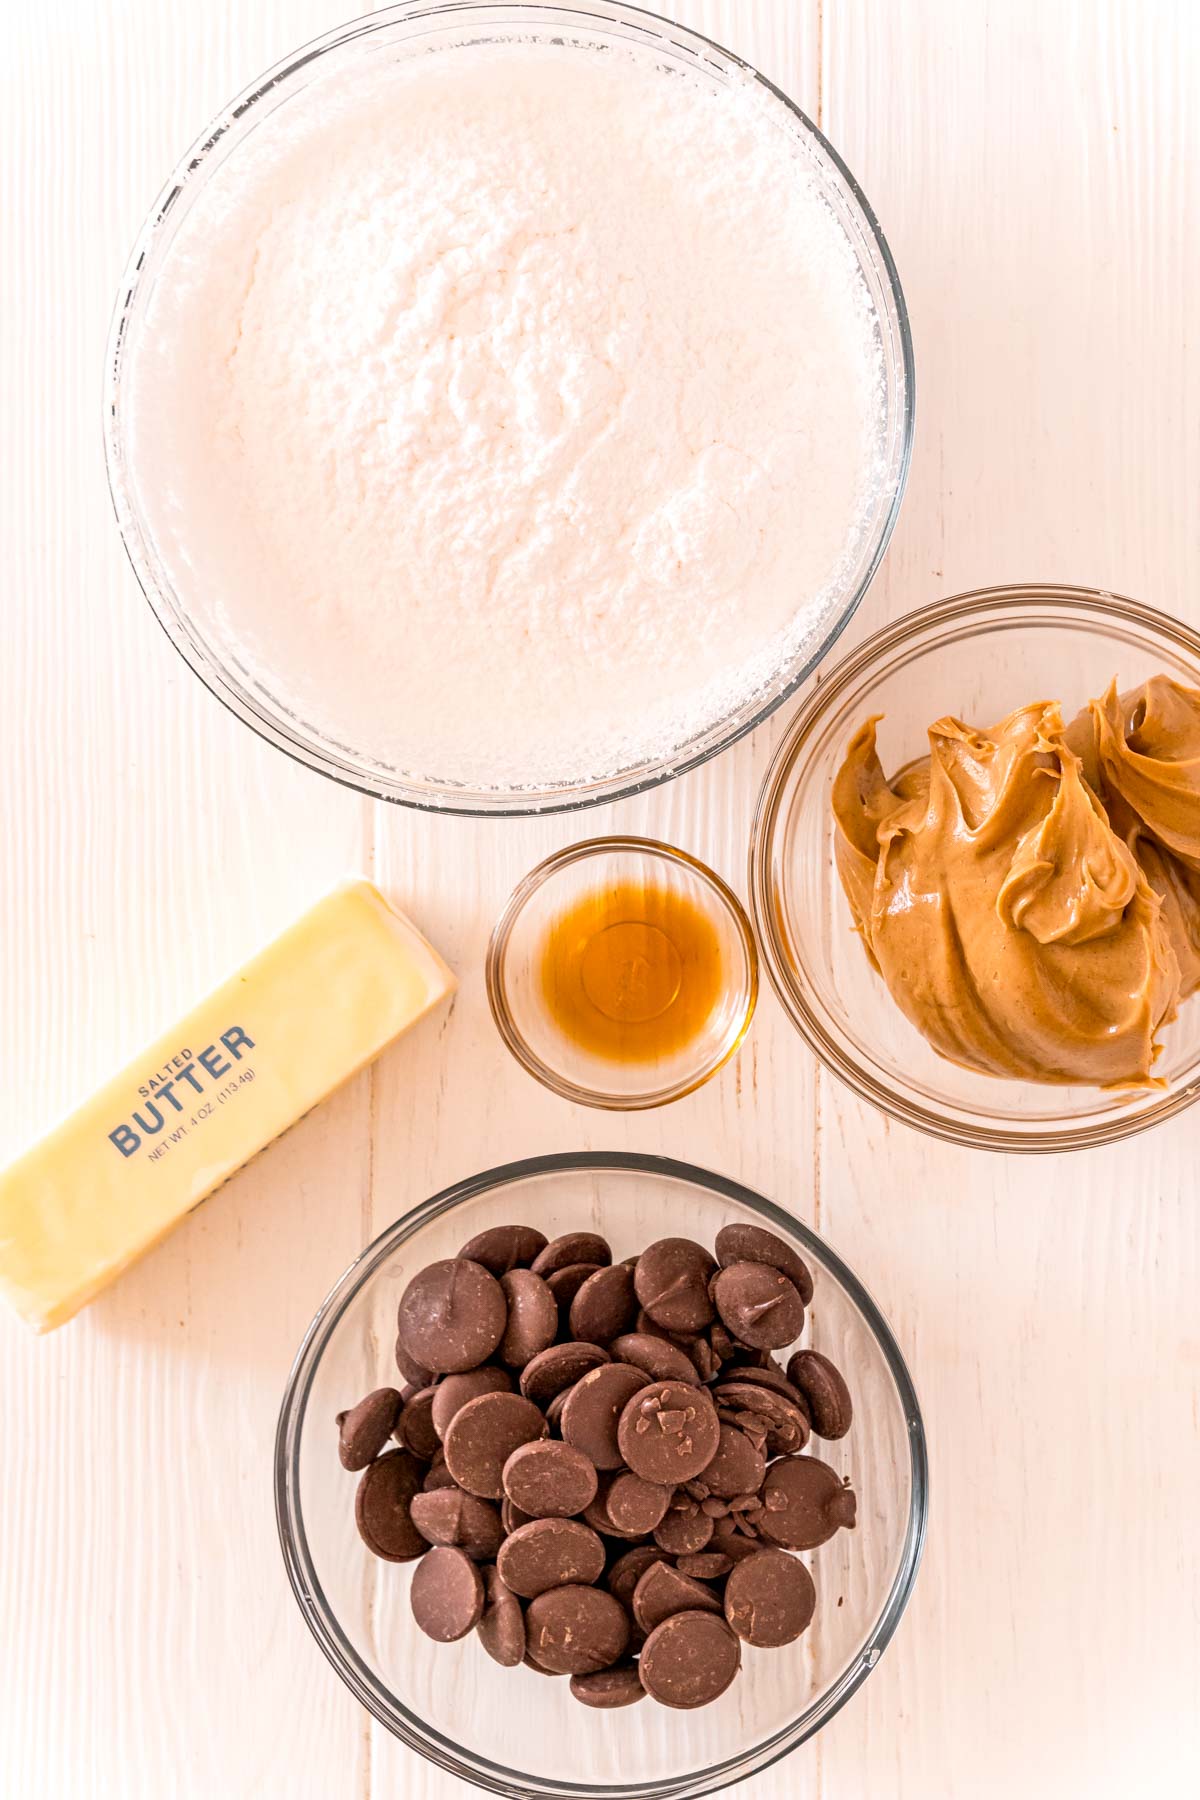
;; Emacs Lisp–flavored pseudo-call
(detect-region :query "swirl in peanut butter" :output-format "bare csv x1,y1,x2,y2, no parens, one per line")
832,675,1200,1086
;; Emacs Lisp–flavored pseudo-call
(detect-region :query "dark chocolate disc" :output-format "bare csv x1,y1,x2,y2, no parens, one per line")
497,1270,559,1368
605,1545,670,1613
530,1233,613,1277
409,1487,504,1559
608,1332,700,1387
569,1663,645,1708
605,1471,673,1536
632,1560,722,1633
336,1387,401,1471
524,1584,630,1675
496,1518,606,1598
430,1367,514,1442
723,1546,815,1646
561,1363,651,1470
396,1259,507,1374
616,1379,719,1483
653,1503,714,1556
396,1385,440,1461
410,1545,485,1642
711,1379,811,1456
718,1362,806,1404
582,1475,642,1541
699,1423,766,1499
457,1224,548,1276
502,1440,599,1519
785,1349,853,1439
711,1262,805,1352
477,1564,526,1667
634,1238,717,1333
519,1341,610,1406
443,1391,548,1499
639,1610,741,1709
354,1449,427,1562
545,1263,605,1321
568,1264,639,1344
715,1222,814,1306
758,1456,856,1550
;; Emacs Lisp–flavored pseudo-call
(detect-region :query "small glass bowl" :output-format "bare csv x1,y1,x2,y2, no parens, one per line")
487,838,757,1109
274,1152,927,1799
750,583,1200,1153
103,0,913,816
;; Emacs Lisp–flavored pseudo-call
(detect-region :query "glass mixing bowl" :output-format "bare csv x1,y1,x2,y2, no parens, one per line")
275,1153,927,1798
750,584,1200,1153
104,0,913,816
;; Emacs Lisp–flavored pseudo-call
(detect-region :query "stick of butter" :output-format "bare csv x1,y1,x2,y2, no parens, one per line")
0,878,455,1332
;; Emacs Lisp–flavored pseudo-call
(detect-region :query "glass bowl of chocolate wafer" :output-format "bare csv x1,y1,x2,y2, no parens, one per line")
275,1153,926,1799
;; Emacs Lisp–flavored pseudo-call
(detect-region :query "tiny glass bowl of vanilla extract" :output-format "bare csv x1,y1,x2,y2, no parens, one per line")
487,837,758,1108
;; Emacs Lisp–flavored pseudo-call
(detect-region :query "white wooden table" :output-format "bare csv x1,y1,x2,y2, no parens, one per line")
4,2,1198,1795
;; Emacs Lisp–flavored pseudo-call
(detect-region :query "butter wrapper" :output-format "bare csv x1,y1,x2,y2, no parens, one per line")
0,878,455,1332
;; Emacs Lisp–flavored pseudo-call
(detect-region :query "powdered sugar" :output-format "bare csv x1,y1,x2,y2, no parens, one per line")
127,41,886,790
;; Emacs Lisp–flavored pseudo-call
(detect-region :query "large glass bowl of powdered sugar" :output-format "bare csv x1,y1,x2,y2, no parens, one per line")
106,1,913,814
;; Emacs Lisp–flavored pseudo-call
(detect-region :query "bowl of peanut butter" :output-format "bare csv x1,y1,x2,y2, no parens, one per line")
750,584,1200,1151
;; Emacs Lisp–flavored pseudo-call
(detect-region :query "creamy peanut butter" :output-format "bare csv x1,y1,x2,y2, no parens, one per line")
832,674,1200,1086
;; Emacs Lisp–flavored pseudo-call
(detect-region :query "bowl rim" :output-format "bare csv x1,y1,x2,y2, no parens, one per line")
485,836,760,1108
102,0,915,818
274,1149,928,1799
749,581,1200,1153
